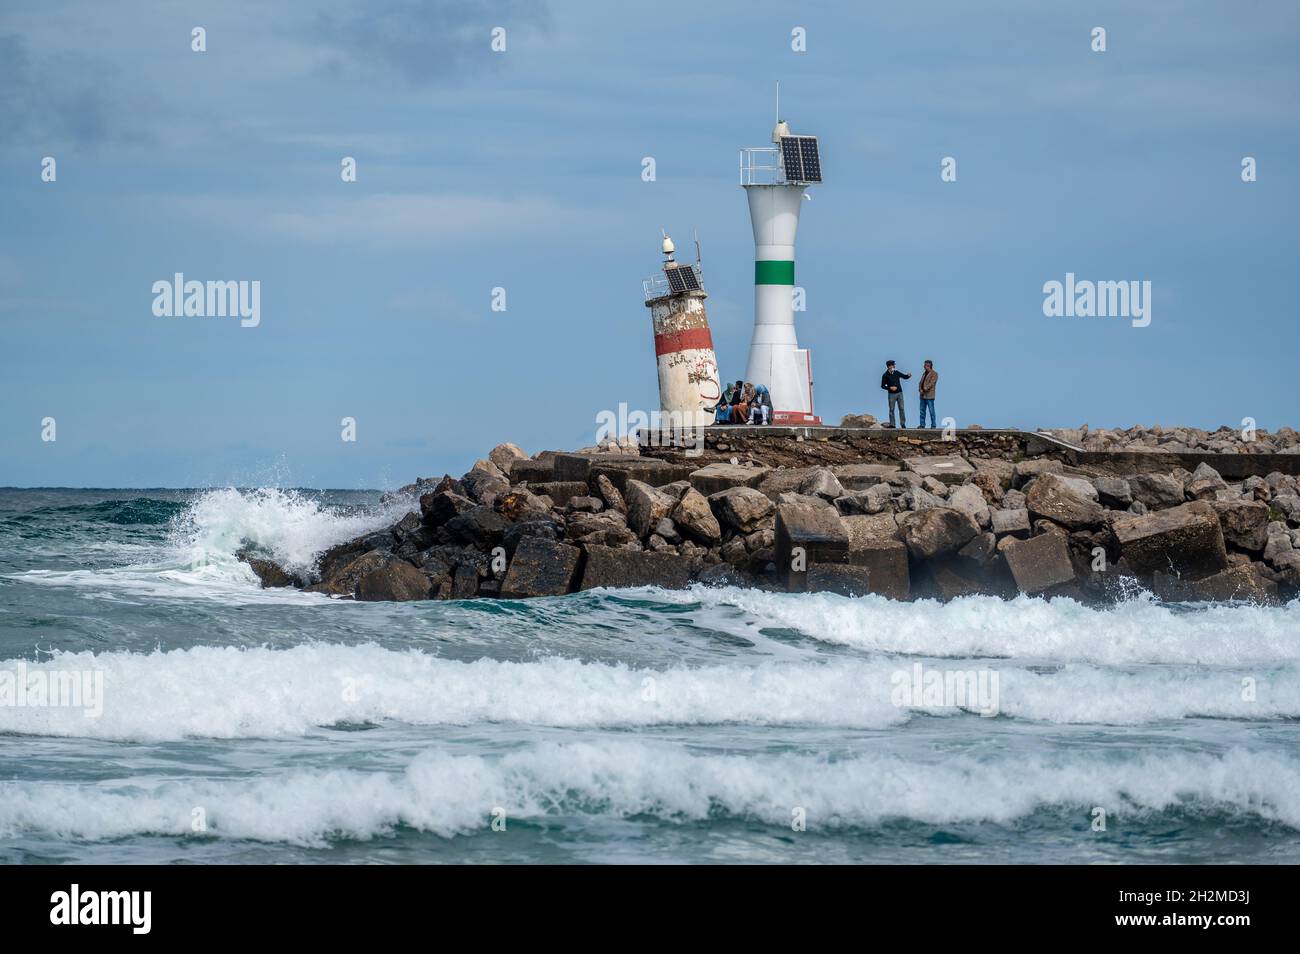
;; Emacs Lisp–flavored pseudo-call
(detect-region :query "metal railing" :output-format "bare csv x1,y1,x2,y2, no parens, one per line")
642,263,704,301
740,146,785,186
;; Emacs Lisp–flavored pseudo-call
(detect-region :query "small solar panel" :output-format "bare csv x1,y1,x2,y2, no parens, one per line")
797,137,821,182
780,137,803,182
779,136,821,183
664,265,700,293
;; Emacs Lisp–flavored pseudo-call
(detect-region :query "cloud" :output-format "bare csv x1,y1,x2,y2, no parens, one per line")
311,0,549,85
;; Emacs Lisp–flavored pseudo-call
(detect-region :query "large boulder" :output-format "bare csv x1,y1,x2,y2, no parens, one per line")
688,462,770,496
798,468,846,501
1001,532,1075,594
947,484,991,527
1153,563,1277,604
832,463,900,490
841,513,910,599
307,548,392,596
1128,473,1185,510
1012,458,1063,487
1111,501,1228,578
709,487,776,534
902,456,975,486
1025,473,1107,530
1092,476,1133,509
625,479,677,539
991,508,1031,538
487,442,529,477
898,507,980,560
243,556,299,588
578,545,692,590
355,558,435,602
806,562,907,600
509,457,556,485
588,457,693,493
445,506,512,548
1210,499,1271,552
499,537,581,598
671,488,722,544
593,473,628,514
420,490,476,527
526,481,590,508
461,468,510,506
775,501,850,589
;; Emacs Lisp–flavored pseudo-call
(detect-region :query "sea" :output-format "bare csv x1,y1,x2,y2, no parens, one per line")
1,486,1298,864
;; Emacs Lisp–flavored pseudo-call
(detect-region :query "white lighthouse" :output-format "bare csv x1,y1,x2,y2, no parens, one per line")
642,232,722,428
740,112,823,424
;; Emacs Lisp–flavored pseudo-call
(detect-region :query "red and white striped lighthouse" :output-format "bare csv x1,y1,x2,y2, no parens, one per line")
643,233,721,428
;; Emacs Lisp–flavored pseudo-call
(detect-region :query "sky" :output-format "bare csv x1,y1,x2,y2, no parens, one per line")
1,0,1297,488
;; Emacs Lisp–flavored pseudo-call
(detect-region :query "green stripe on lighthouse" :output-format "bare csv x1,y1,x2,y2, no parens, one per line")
755,260,795,285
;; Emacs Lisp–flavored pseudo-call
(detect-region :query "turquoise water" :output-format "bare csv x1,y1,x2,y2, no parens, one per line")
2,487,1299,864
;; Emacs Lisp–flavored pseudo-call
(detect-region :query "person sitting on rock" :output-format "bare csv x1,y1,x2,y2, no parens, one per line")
748,384,773,425
713,383,736,424
727,379,746,423
880,360,911,428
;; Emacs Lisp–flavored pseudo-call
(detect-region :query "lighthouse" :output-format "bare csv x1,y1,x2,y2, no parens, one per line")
642,232,722,429
740,114,823,424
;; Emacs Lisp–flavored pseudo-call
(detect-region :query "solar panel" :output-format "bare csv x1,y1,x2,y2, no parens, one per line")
797,136,821,182
664,265,700,293
779,136,821,183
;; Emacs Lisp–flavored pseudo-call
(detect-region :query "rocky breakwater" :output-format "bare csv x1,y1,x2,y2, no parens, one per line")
240,441,1300,605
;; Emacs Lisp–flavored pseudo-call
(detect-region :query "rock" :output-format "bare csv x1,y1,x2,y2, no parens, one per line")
757,467,821,500
839,517,910,600
578,545,692,590
898,508,980,560
1001,489,1027,511
1025,473,1107,530
1263,526,1294,566
495,488,549,522
355,559,435,602
1185,463,1227,501
1128,473,1185,510
902,487,947,513
1002,532,1075,594
528,481,591,508
420,490,476,527
593,473,628,514
921,476,950,498
973,459,1015,487
831,463,900,490
499,536,581,598
588,458,694,493
656,480,692,501
688,462,771,496
798,468,847,501
696,563,750,587
709,487,776,534
1092,476,1133,509
1111,501,1228,579
488,442,529,477
462,466,510,505
903,456,975,485
928,559,986,600
672,488,722,544
775,501,850,589
947,484,991,527
566,495,604,513
502,518,560,556
244,556,298,588
971,471,1005,504
1153,563,1277,604
509,458,556,485
957,531,997,567
807,563,896,599
990,508,1031,537
445,506,512,548
452,563,480,599
625,479,677,539
1012,458,1063,486
471,458,506,481
835,483,895,515
653,518,682,544
308,548,392,597
840,413,878,427
1210,500,1271,552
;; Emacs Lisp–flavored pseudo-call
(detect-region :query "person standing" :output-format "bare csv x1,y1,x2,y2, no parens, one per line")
880,360,911,428
917,359,938,428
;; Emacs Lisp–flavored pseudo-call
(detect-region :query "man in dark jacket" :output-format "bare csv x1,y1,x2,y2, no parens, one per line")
880,360,911,428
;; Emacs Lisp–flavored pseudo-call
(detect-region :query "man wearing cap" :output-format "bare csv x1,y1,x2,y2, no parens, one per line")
880,360,911,428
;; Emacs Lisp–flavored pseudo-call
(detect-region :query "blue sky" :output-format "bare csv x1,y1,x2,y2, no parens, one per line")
2,0,1297,488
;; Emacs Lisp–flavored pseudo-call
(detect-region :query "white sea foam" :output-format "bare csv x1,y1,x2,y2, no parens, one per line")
11,488,409,602
2,742,1297,845
2,644,1298,741
661,586,1300,666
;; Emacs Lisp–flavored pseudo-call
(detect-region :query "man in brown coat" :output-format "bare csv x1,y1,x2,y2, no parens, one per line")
917,360,938,428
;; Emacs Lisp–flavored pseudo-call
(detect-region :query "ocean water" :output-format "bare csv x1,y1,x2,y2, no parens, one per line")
1,486,1298,865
